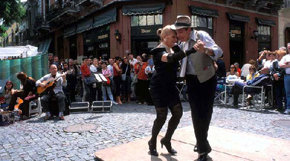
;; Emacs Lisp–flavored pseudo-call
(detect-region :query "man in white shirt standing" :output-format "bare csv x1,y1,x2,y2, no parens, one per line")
36,64,67,120
173,15,223,161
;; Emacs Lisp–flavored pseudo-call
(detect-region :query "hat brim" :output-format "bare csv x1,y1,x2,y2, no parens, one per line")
171,25,192,30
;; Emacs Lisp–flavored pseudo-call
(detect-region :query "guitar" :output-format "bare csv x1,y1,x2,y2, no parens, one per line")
37,72,67,95
14,98,23,110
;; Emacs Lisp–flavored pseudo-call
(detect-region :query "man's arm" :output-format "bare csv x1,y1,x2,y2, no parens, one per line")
196,31,223,61
36,75,48,87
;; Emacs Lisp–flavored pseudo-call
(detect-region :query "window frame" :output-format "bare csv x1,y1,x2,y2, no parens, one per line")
131,14,163,27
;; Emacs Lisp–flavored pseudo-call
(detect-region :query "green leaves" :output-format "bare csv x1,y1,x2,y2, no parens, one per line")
0,0,26,26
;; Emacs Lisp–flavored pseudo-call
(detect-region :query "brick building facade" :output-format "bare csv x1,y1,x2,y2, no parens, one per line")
29,0,282,68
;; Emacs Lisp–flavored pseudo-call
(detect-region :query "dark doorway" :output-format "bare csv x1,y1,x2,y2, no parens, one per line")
229,21,244,66
69,36,77,59
285,27,290,46
57,36,64,59
131,38,159,56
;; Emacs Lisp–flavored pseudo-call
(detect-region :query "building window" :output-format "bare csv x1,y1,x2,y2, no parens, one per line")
131,14,163,26
258,25,271,51
192,15,213,37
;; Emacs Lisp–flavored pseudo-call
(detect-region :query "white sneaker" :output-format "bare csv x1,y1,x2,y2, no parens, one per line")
112,101,118,105
284,109,290,115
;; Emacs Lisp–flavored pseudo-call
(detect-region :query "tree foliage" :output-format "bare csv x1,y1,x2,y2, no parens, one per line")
0,0,26,26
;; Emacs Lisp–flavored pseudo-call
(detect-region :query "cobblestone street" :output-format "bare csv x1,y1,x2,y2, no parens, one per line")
1,102,290,161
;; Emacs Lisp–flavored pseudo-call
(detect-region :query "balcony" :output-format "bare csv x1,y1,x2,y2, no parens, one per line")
75,0,103,8
34,16,50,33
46,1,80,24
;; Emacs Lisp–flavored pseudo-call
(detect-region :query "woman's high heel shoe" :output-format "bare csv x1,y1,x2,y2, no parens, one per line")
160,138,177,155
148,140,158,156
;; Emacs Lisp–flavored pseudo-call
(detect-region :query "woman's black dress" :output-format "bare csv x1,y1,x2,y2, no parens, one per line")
150,47,180,107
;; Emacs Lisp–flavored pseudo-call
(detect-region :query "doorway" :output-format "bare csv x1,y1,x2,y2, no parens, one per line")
229,21,244,66
131,38,159,56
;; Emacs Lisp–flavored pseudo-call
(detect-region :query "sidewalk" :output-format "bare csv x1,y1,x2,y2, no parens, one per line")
94,126,290,161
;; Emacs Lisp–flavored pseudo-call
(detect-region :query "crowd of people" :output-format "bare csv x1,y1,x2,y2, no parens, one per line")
217,44,290,114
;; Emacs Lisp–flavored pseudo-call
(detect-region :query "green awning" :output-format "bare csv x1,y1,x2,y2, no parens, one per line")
76,18,93,34
256,18,276,26
92,8,117,29
122,3,165,15
227,13,250,22
189,6,218,17
64,26,76,38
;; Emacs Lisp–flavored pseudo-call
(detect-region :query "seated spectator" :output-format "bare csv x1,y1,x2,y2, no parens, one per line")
231,69,270,107
8,72,37,119
234,62,241,77
226,64,239,84
0,81,15,109
241,59,256,80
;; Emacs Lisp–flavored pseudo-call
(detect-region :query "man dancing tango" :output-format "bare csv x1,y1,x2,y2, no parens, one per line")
173,15,223,161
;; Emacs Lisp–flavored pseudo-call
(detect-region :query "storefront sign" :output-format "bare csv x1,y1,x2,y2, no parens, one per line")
141,29,151,34
97,34,108,40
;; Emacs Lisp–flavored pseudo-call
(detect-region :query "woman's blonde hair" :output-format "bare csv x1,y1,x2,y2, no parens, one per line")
157,25,175,41
275,50,286,57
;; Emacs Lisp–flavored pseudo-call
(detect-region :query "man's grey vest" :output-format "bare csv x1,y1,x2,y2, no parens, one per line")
184,31,216,83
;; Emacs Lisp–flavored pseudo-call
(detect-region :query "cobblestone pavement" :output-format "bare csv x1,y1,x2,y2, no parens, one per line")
1,102,290,161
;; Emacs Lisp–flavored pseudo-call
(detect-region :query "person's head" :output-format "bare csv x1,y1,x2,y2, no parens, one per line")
123,57,129,64
53,56,59,62
115,56,121,63
279,46,286,51
50,64,58,75
249,65,257,74
63,62,68,70
136,55,142,62
275,50,287,61
248,59,256,66
82,57,89,65
234,62,239,69
157,25,177,48
142,54,148,62
101,61,107,69
48,53,54,60
93,58,99,66
266,51,276,61
230,64,236,72
88,57,93,65
173,15,192,42
4,81,13,91
68,59,74,66
108,58,114,65
287,42,290,54
128,53,134,60
16,72,28,84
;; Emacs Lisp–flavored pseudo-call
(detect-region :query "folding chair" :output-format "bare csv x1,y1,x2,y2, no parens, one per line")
91,101,113,112
28,97,42,117
242,85,265,109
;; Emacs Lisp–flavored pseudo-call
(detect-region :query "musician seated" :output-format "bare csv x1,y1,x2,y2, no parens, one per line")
8,72,37,119
36,64,67,120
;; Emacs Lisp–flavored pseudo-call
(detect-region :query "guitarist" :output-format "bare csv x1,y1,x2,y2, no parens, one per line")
36,64,67,120
8,72,37,119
